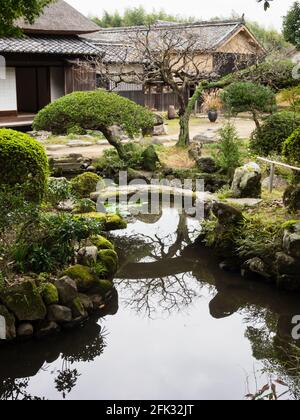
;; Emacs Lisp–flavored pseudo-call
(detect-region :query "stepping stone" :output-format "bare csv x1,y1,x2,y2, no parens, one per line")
224,198,263,208
67,140,93,147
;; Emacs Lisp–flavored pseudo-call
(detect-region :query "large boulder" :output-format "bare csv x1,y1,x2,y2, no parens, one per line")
0,305,16,340
77,246,98,267
231,162,262,198
168,106,177,120
283,223,300,258
141,145,160,172
55,277,78,305
197,157,218,174
47,305,72,323
0,280,47,322
283,185,300,212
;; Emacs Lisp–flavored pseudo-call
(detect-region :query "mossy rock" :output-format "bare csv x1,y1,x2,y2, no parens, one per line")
64,265,101,292
40,283,59,306
0,280,47,321
76,213,127,231
98,249,119,278
94,262,110,279
91,280,114,296
90,235,114,250
141,145,160,171
70,297,86,318
70,172,103,198
104,214,127,231
0,305,16,340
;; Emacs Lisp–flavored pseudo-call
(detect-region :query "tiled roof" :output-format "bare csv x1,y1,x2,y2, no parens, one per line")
0,35,103,56
86,20,244,51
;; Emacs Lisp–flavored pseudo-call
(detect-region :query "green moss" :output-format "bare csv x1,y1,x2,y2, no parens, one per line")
98,249,119,278
70,172,103,198
90,235,114,250
0,280,47,321
92,280,114,296
76,212,127,231
72,198,96,214
93,262,110,279
281,220,300,232
104,214,127,231
71,297,86,318
64,264,99,292
40,283,59,305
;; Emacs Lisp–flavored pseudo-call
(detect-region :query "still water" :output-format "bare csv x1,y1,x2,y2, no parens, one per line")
0,207,300,400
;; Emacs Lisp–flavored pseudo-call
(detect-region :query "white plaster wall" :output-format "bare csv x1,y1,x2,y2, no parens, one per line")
0,67,17,112
50,67,65,102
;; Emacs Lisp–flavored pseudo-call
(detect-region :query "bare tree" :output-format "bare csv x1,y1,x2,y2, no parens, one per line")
96,24,259,147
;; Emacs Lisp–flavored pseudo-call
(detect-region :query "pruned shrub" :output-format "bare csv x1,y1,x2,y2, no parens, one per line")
214,122,242,178
282,126,300,165
33,90,155,145
70,172,103,198
251,112,300,156
221,82,277,129
0,129,49,202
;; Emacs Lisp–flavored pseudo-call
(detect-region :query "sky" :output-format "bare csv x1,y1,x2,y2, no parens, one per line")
66,0,296,31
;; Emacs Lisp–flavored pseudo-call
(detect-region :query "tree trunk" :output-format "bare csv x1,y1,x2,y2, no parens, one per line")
252,111,261,131
101,125,127,160
176,83,206,148
178,113,190,147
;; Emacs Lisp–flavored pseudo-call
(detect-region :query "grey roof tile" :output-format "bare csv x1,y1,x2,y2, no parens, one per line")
0,35,103,56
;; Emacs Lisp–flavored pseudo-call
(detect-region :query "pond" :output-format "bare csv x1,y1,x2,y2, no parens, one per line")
0,206,300,400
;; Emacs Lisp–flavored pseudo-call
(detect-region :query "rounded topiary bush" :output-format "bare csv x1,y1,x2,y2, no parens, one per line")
33,90,155,137
250,112,300,156
70,172,103,198
0,129,49,202
282,126,300,165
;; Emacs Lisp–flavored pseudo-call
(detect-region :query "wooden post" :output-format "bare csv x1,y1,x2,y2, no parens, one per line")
269,163,275,193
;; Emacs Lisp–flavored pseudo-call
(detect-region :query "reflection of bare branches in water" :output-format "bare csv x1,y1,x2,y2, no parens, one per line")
116,272,201,319
114,213,202,318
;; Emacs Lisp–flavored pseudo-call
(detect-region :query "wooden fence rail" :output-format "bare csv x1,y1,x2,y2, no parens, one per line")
257,157,300,193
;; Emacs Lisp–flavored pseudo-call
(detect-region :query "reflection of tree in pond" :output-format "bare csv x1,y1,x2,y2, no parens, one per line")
114,213,203,317
243,307,300,399
0,378,45,400
55,360,81,400
0,291,117,400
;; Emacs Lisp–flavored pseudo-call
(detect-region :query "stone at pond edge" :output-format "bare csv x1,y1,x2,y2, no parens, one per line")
36,321,61,339
212,202,244,226
41,282,59,306
0,305,16,340
70,297,86,318
47,305,72,323
283,185,300,212
231,162,262,199
98,249,119,278
77,246,98,267
141,145,160,172
242,257,272,280
55,277,78,304
78,293,94,313
90,235,114,250
275,252,300,275
17,323,34,339
283,229,300,258
0,280,47,322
